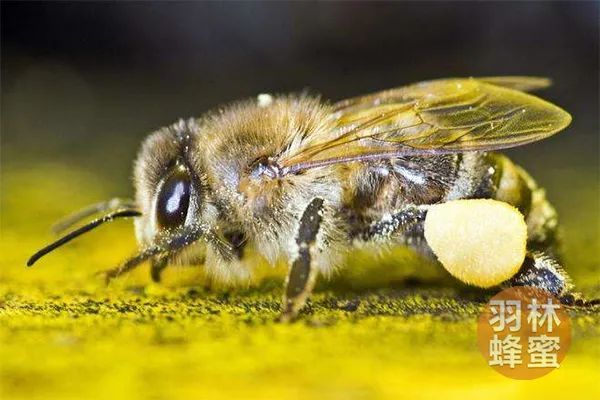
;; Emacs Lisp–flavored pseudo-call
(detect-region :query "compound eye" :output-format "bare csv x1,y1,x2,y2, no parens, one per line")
156,166,191,229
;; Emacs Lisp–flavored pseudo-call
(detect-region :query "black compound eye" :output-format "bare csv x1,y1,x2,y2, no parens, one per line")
156,167,191,229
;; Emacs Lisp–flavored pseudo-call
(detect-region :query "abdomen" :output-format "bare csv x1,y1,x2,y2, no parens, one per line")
445,152,558,249
342,152,559,249
488,154,558,249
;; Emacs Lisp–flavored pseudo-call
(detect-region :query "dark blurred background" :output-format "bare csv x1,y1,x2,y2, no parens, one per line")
1,1,598,216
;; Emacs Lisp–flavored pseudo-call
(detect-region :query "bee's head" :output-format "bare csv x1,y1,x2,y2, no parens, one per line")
27,119,232,271
133,119,201,243
133,119,232,262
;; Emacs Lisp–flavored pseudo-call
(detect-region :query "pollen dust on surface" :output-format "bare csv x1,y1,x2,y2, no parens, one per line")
1,164,599,400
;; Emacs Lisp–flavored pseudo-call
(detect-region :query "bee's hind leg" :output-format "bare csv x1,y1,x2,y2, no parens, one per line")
503,251,581,304
279,198,325,322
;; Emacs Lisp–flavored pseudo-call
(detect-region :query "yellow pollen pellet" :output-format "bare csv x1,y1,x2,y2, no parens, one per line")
424,199,527,288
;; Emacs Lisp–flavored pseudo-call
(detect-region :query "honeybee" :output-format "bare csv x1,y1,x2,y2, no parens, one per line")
28,76,578,320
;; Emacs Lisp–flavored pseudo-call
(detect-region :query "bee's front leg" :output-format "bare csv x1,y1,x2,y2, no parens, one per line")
151,231,244,283
279,198,325,322
150,256,168,283
101,250,156,284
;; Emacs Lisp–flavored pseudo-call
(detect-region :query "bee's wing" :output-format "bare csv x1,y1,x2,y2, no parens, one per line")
476,76,552,92
280,77,571,173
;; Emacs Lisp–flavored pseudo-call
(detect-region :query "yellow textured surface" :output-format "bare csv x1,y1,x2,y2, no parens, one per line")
1,164,599,400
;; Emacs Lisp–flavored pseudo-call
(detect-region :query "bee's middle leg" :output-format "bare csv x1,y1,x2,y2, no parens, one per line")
279,197,325,322
356,205,429,250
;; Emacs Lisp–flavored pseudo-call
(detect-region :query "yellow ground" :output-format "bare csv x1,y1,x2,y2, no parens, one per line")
1,163,599,400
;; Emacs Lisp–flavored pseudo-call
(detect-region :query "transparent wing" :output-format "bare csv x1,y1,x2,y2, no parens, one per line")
476,76,551,92
280,77,571,174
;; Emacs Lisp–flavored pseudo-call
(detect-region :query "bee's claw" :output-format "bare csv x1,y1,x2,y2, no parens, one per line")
95,269,118,285
559,292,600,307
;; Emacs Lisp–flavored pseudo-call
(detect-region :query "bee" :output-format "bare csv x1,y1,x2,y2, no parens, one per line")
28,76,579,320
